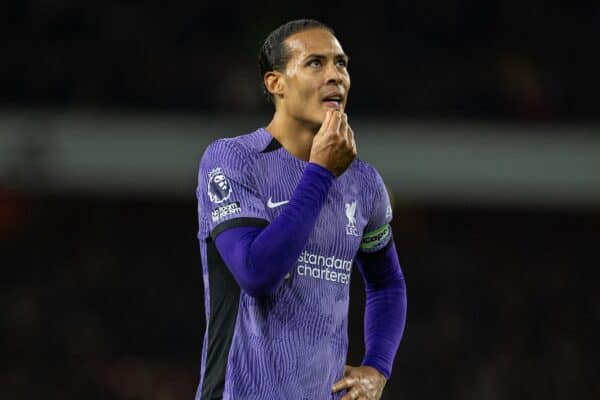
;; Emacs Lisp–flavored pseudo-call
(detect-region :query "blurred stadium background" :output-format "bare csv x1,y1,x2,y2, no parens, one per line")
2,2,599,399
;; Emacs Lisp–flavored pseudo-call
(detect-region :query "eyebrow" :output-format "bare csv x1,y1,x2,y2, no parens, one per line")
303,53,350,62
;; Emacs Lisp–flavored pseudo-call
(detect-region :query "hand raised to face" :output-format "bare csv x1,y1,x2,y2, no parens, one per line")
309,110,357,176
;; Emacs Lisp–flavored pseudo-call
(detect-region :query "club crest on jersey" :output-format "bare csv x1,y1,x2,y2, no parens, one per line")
345,200,360,236
208,167,232,204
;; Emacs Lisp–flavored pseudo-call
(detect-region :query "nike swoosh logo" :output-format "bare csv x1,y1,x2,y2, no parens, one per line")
267,197,289,208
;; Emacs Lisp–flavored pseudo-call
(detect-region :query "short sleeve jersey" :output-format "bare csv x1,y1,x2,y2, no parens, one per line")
195,128,393,400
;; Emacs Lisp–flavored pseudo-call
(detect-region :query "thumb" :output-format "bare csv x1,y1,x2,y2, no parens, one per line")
343,365,352,376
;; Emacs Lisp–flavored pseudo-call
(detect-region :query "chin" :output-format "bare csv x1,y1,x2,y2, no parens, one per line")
300,110,326,129
311,118,324,130
295,109,331,130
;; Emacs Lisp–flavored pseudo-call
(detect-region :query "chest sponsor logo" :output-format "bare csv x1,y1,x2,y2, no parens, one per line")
296,250,352,285
208,167,232,204
267,197,289,208
211,202,241,222
345,200,360,236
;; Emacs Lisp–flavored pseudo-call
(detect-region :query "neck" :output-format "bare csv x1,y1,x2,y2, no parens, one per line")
265,110,319,161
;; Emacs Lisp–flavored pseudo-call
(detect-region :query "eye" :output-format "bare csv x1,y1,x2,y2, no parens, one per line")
336,59,348,68
307,59,322,67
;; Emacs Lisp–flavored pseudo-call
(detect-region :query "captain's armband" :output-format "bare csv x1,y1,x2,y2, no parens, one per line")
360,224,392,253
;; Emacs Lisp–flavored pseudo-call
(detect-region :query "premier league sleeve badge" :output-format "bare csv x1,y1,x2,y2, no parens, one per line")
208,167,232,204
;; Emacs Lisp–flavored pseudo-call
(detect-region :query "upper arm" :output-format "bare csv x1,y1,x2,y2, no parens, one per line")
359,167,393,255
197,140,269,240
355,167,403,287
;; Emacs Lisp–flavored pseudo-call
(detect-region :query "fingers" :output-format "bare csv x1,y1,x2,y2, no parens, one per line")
348,125,357,154
340,386,361,400
339,112,348,138
341,113,354,149
321,110,351,144
334,366,385,400
319,109,333,136
332,110,343,136
310,110,355,176
332,376,356,392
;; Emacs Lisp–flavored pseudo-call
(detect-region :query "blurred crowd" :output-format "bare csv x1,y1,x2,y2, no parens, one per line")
2,188,598,399
2,193,202,399
3,1,600,120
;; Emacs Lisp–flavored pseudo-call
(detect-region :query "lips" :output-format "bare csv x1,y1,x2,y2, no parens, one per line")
323,100,342,110
321,90,345,109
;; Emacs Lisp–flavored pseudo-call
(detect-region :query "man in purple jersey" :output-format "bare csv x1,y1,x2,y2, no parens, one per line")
195,19,407,400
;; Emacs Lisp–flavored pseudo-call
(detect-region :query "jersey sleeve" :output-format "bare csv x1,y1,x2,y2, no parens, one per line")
359,167,393,253
197,139,269,239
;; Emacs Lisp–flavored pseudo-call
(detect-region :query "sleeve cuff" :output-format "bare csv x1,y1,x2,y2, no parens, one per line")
210,217,269,240
306,162,336,181
361,358,391,380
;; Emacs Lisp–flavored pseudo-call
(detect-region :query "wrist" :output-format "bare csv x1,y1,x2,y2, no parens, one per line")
361,359,390,380
305,162,336,180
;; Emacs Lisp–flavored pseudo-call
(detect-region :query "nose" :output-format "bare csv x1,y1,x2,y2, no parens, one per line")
325,62,345,85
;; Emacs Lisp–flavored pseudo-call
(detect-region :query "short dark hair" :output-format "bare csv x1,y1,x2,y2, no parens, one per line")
258,19,334,103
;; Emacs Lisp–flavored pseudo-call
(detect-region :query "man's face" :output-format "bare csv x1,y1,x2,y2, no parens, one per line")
278,28,351,127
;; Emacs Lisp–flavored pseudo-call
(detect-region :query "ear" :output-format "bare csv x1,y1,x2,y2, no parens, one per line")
264,71,285,99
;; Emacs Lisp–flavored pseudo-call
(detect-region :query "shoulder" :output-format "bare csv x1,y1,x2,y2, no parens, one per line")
201,128,273,163
347,158,386,186
344,159,389,216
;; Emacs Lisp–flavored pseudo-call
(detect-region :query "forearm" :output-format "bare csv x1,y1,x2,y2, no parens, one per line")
214,163,334,296
357,242,407,378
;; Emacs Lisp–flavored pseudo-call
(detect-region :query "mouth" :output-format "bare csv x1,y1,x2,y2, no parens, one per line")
322,95,343,110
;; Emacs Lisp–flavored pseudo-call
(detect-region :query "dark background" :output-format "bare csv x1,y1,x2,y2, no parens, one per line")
2,2,600,399
3,1,600,120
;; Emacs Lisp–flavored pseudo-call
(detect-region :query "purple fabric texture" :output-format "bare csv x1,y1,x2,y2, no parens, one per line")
214,163,335,297
356,241,407,378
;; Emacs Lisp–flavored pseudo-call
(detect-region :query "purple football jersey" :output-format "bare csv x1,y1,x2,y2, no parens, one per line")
195,128,392,400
